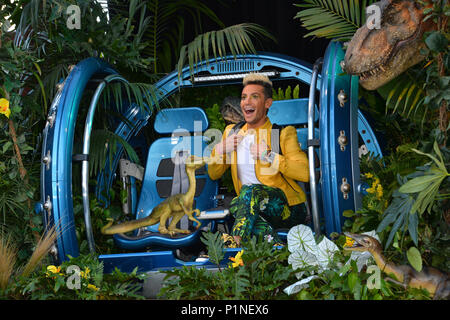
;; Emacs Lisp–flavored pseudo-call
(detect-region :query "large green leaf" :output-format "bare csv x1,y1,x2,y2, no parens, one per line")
200,231,224,266
399,173,444,193
293,0,378,42
287,224,317,254
406,247,422,272
377,189,415,248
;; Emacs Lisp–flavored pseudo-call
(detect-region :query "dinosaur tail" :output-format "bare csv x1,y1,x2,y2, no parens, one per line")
101,215,157,235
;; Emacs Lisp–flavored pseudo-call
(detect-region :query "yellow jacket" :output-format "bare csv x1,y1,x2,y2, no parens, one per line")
207,118,309,206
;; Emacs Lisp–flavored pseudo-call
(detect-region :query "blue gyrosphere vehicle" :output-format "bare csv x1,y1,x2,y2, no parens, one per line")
36,41,382,280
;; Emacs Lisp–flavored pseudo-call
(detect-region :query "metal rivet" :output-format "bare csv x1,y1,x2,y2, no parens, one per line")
337,89,348,107
42,150,51,170
340,178,351,200
43,195,52,214
47,112,56,128
338,130,348,151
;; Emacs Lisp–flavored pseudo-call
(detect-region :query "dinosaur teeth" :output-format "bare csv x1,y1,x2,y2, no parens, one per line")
359,64,387,80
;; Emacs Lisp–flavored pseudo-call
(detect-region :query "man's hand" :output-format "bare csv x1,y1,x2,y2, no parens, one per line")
214,133,244,154
250,139,270,160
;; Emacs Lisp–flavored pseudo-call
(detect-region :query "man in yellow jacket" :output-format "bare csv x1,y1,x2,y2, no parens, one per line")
207,73,310,245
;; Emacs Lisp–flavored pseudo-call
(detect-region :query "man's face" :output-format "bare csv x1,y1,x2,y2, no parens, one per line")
240,84,272,128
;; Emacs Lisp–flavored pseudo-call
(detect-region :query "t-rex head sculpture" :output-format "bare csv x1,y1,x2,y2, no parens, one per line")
343,0,433,90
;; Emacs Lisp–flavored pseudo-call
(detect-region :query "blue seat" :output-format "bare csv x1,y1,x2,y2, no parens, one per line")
268,98,320,152
268,98,318,125
112,107,223,250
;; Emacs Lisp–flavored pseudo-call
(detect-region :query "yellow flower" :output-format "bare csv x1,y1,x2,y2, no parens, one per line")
0,98,11,118
46,265,61,274
46,265,62,278
80,267,90,279
344,237,355,248
87,284,99,291
364,173,373,179
376,184,383,199
229,250,244,268
234,218,246,231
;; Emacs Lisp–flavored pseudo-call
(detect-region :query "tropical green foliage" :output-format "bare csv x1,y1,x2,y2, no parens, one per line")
137,0,225,74
2,252,146,300
159,230,431,300
294,0,378,41
294,0,449,279
159,232,297,300
272,85,300,101
0,0,270,269
177,23,276,79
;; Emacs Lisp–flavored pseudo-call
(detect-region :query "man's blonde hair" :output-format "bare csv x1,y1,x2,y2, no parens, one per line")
243,73,272,87
242,73,273,98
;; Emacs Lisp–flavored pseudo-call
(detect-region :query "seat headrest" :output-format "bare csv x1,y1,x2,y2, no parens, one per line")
267,98,318,126
154,107,209,134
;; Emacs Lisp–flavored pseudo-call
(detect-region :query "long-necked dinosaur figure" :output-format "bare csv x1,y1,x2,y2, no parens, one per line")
101,155,205,237
343,0,436,90
344,232,450,299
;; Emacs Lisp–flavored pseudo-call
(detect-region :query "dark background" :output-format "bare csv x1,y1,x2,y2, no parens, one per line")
194,0,331,65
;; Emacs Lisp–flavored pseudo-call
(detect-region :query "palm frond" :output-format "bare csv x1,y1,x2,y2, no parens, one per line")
177,23,276,79
134,0,224,74
378,71,427,122
102,81,162,118
89,129,140,178
294,0,378,42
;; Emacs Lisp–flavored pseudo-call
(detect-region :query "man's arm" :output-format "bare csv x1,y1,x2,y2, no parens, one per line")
207,124,242,180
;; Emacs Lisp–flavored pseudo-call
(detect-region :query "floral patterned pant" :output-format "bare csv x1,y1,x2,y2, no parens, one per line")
229,184,307,242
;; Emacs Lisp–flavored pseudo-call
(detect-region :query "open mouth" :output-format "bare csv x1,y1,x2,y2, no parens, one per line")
343,233,364,249
243,107,255,116
359,65,386,81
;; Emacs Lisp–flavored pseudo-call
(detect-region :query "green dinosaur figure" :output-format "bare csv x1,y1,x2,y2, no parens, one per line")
344,232,450,300
101,155,205,237
343,0,436,90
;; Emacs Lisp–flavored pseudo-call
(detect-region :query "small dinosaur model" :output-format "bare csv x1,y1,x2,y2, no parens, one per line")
101,155,205,237
344,232,450,299
220,96,244,124
343,0,435,90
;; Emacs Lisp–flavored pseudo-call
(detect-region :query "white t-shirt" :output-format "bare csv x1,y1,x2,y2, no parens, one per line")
236,134,261,185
